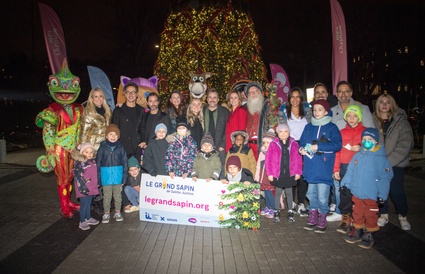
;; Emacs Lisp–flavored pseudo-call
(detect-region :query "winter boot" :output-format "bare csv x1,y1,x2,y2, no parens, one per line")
66,184,80,211
304,209,318,231
345,227,363,244
358,230,374,249
288,209,295,223
336,213,352,234
273,210,281,223
314,212,327,233
58,185,74,219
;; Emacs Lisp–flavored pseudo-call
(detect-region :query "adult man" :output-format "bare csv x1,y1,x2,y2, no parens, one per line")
313,82,338,108
140,92,172,148
112,82,145,161
203,88,229,168
245,81,269,159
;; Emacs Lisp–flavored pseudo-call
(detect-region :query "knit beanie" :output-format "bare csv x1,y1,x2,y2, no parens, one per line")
311,99,330,113
105,124,120,138
201,132,214,147
244,81,263,95
176,116,188,129
226,155,241,170
128,156,140,168
343,104,363,122
262,129,276,141
362,128,379,142
78,143,94,154
155,123,168,134
276,123,290,133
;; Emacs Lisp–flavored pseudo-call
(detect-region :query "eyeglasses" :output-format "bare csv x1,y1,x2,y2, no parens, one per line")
337,90,351,94
125,90,137,95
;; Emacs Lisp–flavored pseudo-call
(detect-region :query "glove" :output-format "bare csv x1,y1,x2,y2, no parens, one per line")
377,197,386,205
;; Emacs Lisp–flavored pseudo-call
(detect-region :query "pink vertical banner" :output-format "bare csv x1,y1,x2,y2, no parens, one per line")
270,63,291,104
39,3,67,74
330,0,347,95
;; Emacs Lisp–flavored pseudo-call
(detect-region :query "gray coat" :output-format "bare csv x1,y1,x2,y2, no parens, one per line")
373,109,413,167
331,98,375,130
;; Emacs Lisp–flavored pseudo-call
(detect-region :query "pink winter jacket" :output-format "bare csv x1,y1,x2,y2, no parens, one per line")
265,137,302,178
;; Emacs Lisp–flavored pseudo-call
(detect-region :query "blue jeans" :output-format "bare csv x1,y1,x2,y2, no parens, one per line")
380,167,408,216
333,179,341,214
264,190,275,210
124,186,140,206
79,195,93,222
307,183,331,214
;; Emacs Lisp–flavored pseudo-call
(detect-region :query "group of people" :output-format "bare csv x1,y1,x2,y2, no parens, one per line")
72,79,413,251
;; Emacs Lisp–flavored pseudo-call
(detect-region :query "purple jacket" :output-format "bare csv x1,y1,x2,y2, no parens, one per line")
265,137,302,178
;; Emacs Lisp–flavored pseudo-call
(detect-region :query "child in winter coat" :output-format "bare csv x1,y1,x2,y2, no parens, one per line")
96,124,128,224
255,129,276,219
220,155,255,185
331,105,366,233
299,100,342,233
165,116,197,179
142,123,168,176
266,124,302,223
341,128,393,249
124,156,141,213
225,130,256,176
72,143,100,230
191,133,222,181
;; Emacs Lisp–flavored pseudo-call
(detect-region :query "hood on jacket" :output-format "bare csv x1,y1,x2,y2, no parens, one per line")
230,130,249,145
71,150,89,162
165,130,192,143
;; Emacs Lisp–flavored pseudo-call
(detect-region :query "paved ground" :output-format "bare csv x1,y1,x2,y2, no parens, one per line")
0,148,424,273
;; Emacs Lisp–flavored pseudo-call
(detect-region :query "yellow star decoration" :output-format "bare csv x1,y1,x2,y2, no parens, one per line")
244,222,249,227
253,202,259,208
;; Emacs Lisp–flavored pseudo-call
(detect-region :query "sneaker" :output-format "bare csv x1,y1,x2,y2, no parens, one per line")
297,203,308,217
130,206,139,212
124,205,132,213
345,228,363,244
288,210,295,223
398,215,411,231
265,211,274,219
102,213,110,223
85,218,100,226
114,211,124,222
79,221,90,231
273,210,281,223
326,212,342,222
377,214,389,227
358,232,374,249
329,203,336,212
260,207,270,216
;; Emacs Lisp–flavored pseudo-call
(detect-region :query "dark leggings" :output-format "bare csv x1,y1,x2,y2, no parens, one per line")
337,164,352,214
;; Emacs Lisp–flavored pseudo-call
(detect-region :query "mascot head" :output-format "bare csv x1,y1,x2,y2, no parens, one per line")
117,75,159,109
47,59,80,105
188,71,212,100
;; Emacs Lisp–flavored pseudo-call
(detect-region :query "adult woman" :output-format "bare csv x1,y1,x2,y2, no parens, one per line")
80,88,112,151
165,90,187,133
186,98,204,150
373,93,413,230
225,90,247,152
277,87,312,216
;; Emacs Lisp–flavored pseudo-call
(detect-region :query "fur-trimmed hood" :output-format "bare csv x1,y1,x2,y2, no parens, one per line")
165,130,192,143
230,130,249,145
71,150,89,162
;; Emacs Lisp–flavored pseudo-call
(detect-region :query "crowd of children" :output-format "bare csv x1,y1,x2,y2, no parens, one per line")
70,92,399,251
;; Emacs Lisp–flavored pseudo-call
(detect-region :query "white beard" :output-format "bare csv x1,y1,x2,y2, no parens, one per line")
247,96,264,115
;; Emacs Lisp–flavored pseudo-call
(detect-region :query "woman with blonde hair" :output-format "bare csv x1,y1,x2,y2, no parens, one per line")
80,88,112,151
373,93,413,230
186,98,204,150
225,90,247,152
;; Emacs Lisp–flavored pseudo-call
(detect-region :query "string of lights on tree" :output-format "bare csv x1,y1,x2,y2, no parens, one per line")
154,2,268,102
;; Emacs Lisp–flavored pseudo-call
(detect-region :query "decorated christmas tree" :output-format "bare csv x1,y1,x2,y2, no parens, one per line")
154,0,268,101
218,182,260,230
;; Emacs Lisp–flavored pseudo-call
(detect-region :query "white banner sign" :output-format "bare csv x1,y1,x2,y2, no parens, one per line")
139,174,260,229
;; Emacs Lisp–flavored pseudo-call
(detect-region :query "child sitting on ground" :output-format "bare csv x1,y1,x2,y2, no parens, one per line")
341,128,393,249
124,156,141,213
225,130,256,176
142,123,168,177
72,143,100,230
191,133,222,182
220,155,255,185
165,116,197,179
255,129,276,219
266,124,302,223
96,124,128,224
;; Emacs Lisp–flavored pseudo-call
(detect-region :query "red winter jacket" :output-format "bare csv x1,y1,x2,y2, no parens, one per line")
334,122,365,172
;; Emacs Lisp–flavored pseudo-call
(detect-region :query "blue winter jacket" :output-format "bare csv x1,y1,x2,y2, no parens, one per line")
341,145,393,200
299,120,342,185
96,140,128,186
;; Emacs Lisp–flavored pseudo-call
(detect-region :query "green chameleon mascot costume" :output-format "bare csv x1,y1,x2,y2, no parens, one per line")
35,59,83,219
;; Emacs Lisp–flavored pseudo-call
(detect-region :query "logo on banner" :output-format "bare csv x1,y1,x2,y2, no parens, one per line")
144,177,195,195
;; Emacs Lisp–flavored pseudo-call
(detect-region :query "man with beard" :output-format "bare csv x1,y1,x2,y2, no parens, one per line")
140,93,172,148
245,81,269,159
